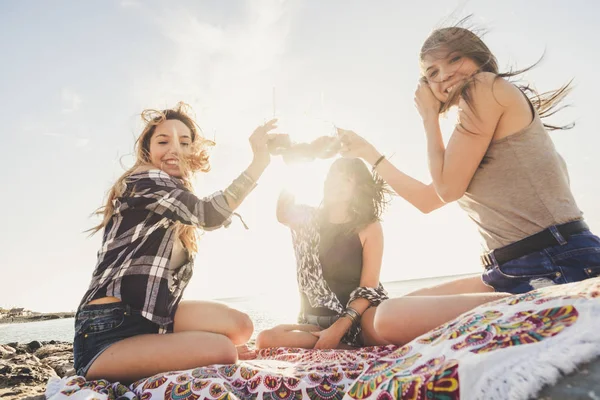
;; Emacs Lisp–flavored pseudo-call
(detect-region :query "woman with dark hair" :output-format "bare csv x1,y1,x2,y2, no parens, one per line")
256,158,393,349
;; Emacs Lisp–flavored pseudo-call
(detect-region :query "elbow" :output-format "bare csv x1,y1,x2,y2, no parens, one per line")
276,210,286,224
434,185,464,204
417,204,436,214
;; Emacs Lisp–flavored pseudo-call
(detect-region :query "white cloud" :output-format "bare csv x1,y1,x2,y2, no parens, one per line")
61,88,82,113
132,0,295,137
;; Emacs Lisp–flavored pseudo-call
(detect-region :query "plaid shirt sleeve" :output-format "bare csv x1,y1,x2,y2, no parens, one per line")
124,169,233,230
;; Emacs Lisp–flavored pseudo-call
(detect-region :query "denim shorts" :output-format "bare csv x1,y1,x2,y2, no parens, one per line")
73,302,162,377
303,313,340,329
482,230,600,294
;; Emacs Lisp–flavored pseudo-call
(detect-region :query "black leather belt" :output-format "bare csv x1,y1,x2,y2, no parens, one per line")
481,220,589,268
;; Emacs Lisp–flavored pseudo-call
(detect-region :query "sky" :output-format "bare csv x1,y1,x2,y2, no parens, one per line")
1,0,599,312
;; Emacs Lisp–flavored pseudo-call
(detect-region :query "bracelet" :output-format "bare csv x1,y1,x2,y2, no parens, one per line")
341,312,357,325
342,307,361,325
372,154,385,171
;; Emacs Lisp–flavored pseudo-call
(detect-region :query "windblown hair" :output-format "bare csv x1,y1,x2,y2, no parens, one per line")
420,16,573,131
320,158,393,233
88,102,214,254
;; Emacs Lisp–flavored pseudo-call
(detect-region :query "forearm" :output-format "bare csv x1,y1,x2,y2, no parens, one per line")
347,297,371,316
362,146,445,213
423,118,446,189
224,158,268,209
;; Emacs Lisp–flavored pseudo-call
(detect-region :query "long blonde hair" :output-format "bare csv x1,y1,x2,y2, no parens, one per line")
420,17,573,131
89,102,214,254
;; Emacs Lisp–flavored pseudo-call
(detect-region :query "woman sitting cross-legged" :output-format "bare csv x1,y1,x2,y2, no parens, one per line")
256,158,393,350
73,102,278,383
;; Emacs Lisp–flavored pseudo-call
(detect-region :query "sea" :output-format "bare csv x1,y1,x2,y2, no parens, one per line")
0,274,476,344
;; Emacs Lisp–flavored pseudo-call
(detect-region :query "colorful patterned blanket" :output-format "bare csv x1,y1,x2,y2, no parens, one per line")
46,277,600,400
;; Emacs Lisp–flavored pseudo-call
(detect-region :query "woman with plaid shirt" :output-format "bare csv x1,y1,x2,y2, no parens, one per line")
74,102,277,382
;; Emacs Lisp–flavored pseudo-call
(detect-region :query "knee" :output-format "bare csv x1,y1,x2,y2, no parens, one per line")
229,311,254,345
373,299,408,344
187,333,237,366
210,335,238,364
255,328,276,349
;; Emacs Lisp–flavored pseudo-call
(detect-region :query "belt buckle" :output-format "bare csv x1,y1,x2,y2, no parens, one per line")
481,252,494,269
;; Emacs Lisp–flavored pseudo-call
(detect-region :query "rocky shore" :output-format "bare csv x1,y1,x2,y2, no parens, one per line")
0,341,74,400
0,313,75,325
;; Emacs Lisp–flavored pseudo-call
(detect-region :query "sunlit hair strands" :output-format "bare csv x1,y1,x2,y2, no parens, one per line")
88,102,215,254
420,15,574,131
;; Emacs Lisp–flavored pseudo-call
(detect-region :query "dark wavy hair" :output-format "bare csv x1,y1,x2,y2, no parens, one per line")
320,158,393,233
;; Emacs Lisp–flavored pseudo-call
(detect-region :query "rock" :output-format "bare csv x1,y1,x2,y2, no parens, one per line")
0,345,16,359
34,343,72,360
43,355,74,378
0,341,73,400
27,341,43,352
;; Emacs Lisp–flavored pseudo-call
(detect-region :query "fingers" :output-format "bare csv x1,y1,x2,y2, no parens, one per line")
261,118,279,133
252,118,279,139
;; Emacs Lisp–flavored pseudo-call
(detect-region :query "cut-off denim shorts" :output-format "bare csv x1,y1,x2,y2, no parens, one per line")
482,229,600,294
303,313,340,329
73,302,162,377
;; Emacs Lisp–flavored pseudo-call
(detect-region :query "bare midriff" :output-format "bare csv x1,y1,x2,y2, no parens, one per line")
87,296,121,305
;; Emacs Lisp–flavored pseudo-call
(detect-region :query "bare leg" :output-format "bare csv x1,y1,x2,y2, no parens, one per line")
255,324,320,349
374,293,510,346
86,331,237,383
86,299,252,382
360,307,390,346
173,300,253,345
405,275,494,296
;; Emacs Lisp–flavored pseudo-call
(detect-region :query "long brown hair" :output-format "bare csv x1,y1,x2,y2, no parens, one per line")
420,16,573,131
320,158,393,233
88,102,214,254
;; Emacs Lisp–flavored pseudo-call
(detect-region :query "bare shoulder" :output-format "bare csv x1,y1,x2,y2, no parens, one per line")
456,73,509,133
359,220,383,245
470,73,523,108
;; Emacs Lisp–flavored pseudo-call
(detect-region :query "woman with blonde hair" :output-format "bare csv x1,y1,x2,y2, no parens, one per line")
74,102,277,382
338,20,600,345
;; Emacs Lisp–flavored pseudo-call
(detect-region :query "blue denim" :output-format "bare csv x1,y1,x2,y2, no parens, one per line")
73,302,161,377
304,313,340,329
482,230,600,294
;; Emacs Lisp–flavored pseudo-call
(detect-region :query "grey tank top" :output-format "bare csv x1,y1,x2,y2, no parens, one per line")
457,107,583,251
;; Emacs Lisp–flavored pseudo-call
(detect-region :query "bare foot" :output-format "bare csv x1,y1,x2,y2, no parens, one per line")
236,344,257,360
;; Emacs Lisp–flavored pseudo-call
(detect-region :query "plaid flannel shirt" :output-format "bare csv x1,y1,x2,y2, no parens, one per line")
79,169,234,333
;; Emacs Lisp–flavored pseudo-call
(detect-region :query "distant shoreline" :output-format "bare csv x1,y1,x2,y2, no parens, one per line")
0,312,75,325
1,272,481,324
217,272,480,302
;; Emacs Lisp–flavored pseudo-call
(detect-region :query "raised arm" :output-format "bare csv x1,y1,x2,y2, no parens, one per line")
276,190,296,226
222,119,278,209
338,129,445,214
416,72,502,202
125,171,234,230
